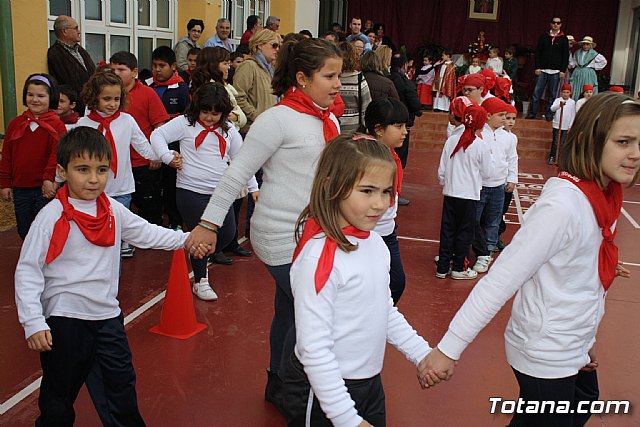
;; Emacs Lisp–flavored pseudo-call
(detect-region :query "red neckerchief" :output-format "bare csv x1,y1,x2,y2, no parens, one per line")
292,217,370,294
87,110,121,177
392,148,404,197
450,106,487,158
6,110,62,144
195,120,227,157
59,111,79,125
46,185,115,264
550,30,565,45
557,171,623,290
152,72,184,87
277,87,339,143
333,94,345,118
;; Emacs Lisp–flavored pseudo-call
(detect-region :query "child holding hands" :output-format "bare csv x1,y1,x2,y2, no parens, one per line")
14,127,210,426
282,135,441,426
421,92,639,426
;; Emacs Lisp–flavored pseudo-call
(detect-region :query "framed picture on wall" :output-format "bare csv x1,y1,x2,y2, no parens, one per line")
468,0,500,21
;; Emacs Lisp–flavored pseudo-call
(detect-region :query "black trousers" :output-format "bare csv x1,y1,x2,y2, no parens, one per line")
222,196,244,252
160,142,182,229
37,315,145,427
382,229,406,305
499,190,514,235
131,166,163,226
437,196,476,273
394,128,411,170
282,355,386,427
176,188,235,282
509,368,599,427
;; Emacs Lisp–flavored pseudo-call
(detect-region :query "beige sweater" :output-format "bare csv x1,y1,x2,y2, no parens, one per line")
232,57,276,133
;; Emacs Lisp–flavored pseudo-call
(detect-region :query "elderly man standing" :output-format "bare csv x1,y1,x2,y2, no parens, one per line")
240,15,262,45
266,16,280,32
47,15,95,116
174,18,204,70
204,18,234,52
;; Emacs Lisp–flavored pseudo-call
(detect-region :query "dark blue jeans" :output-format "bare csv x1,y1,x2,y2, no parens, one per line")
381,230,406,305
529,72,561,119
476,185,505,252
12,187,51,240
550,128,568,160
265,263,295,376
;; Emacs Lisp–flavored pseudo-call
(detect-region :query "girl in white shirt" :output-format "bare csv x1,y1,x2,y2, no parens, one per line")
364,97,410,304
420,92,640,427
283,135,437,427
150,82,258,301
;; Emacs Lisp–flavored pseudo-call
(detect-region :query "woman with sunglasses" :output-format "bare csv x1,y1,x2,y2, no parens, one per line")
233,28,282,135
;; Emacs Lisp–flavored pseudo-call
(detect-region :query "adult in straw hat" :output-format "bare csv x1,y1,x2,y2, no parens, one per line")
569,36,607,101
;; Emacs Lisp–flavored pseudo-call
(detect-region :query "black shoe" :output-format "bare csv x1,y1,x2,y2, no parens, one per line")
211,252,233,265
545,116,553,122
525,115,536,120
398,196,410,206
225,246,253,257
265,369,284,413
547,156,555,165
496,239,506,251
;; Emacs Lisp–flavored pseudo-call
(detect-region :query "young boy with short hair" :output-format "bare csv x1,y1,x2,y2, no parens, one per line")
110,51,170,226
178,47,200,85
486,47,504,76
548,83,576,164
497,103,519,250
56,85,79,130
14,127,210,426
503,47,518,83
145,46,190,230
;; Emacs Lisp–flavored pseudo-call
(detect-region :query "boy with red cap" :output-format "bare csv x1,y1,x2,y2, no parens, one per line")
447,96,478,139
437,104,492,279
576,84,594,112
497,103,519,250
472,97,517,273
548,83,576,164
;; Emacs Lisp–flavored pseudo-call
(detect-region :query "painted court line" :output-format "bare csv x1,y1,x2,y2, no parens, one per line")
397,236,440,244
0,268,198,415
513,187,525,224
624,200,640,205
621,208,640,229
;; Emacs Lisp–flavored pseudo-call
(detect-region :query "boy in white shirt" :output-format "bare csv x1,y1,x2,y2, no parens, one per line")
14,127,210,426
486,47,504,76
548,84,577,164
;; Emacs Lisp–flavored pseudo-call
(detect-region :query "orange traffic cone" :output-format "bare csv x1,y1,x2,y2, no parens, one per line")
150,249,207,339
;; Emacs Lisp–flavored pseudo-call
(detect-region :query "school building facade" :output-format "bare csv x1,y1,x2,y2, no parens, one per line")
1,0,640,133
0,0,321,133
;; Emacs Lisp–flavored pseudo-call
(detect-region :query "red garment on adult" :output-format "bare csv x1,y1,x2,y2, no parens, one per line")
87,111,121,178
195,120,227,157
557,171,623,291
292,217,370,294
152,72,184,87
277,87,339,143
450,105,487,158
46,185,116,264
4,111,62,145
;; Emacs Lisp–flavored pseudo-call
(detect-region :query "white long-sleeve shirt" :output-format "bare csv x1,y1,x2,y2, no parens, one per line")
569,50,607,71
150,116,258,195
551,97,576,130
15,196,188,339
291,232,431,427
77,112,158,197
480,124,518,186
438,132,492,200
373,194,398,236
438,178,608,378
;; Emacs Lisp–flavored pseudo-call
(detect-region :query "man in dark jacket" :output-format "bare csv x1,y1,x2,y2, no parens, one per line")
526,16,569,121
47,16,96,116
389,53,422,205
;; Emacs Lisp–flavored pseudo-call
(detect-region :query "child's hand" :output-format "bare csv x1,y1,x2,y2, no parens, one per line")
149,160,162,171
42,180,57,198
188,242,213,259
357,421,373,427
615,262,631,278
417,348,456,387
251,191,259,203
581,345,598,372
417,368,445,389
169,152,183,170
27,330,53,352
505,182,516,193
0,188,12,202
560,101,566,106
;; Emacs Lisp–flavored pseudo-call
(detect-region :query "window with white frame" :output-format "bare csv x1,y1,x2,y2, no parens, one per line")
221,0,269,42
47,0,176,71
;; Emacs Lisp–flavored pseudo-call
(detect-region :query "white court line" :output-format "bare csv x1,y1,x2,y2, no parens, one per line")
621,261,640,267
621,208,640,229
624,200,640,205
513,187,525,224
0,259,203,415
397,236,440,244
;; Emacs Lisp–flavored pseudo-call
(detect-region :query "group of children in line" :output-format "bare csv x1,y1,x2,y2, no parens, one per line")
3,33,639,427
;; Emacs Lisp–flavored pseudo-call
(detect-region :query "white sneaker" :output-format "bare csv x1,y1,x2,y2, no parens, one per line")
192,278,218,301
435,270,450,279
451,269,478,280
472,255,492,273
121,242,135,258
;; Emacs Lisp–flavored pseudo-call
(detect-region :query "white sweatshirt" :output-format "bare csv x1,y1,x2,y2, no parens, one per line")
480,124,518,187
15,196,188,339
438,178,608,378
150,116,258,195
77,112,158,197
373,195,398,236
551,97,576,130
291,232,431,427
438,132,492,200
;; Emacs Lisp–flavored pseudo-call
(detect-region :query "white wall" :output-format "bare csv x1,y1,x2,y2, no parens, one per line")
612,0,640,93
294,0,319,36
